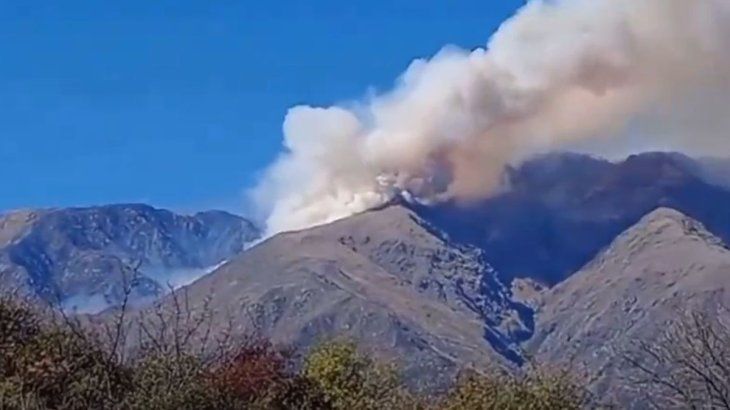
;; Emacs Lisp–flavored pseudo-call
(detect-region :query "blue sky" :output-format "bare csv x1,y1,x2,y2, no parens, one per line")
1,0,525,214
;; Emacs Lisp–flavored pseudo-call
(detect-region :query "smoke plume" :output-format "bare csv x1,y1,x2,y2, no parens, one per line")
253,0,730,235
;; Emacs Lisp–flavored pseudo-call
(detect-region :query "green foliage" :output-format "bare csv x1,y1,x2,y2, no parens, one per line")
0,380,46,410
0,297,591,410
303,341,422,410
245,375,329,410
437,368,586,410
0,298,41,352
0,299,129,409
122,354,233,410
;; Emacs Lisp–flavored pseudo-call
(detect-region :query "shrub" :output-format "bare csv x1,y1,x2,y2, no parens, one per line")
0,297,41,353
211,338,292,402
122,354,234,410
0,296,593,410
0,299,130,409
303,341,421,410
437,367,586,410
246,375,330,410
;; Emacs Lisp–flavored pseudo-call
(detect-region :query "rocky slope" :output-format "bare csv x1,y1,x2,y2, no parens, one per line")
143,204,535,388
528,208,730,405
415,151,730,286
0,204,259,312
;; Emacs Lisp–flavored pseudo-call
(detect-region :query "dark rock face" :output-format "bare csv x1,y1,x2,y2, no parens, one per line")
0,204,259,311
413,152,730,286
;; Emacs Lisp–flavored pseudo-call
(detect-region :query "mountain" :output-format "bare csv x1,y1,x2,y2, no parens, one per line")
414,151,730,286
138,204,536,388
527,208,730,404
0,204,259,312
4,151,730,398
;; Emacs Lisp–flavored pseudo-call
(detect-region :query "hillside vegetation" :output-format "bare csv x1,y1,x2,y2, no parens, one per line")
0,296,586,410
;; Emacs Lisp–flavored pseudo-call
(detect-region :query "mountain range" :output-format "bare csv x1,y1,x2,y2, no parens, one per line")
2,151,730,404
0,204,259,312
416,151,730,285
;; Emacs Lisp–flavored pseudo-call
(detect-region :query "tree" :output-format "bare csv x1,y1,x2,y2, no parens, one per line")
0,297,130,409
624,308,730,409
437,366,587,410
303,342,421,410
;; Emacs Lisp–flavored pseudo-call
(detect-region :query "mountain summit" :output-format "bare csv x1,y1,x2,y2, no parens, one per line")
529,207,730,402
139,203,538,387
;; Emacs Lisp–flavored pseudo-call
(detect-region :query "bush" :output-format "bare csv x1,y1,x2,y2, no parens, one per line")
437,368,586,410
303,341,422,410
0,298,41,353
0,296,593,410
212,339,291,402
0,299,130,409
122,354,233,410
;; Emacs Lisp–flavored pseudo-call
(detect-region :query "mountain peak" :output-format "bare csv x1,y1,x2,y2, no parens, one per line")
173,195,514,388
639,206,689,220
610,206,725,253
530,204,730,401
278,201,438,250
632,206,701,234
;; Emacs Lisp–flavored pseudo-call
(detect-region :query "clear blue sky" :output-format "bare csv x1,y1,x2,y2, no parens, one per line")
1,0,525,213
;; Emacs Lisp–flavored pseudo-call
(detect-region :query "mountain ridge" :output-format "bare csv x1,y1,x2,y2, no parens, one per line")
528,207,730,404
4,151,730,404
131,203,534,388
0,204,259,312
413,151,730,286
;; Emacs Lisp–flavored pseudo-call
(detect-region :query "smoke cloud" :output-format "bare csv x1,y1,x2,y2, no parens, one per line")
253,0,730,235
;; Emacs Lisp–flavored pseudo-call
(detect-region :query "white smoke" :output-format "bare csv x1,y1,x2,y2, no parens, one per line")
253,0,730,235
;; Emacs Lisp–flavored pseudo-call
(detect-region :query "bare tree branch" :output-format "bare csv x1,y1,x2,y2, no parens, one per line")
623,306,730,409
